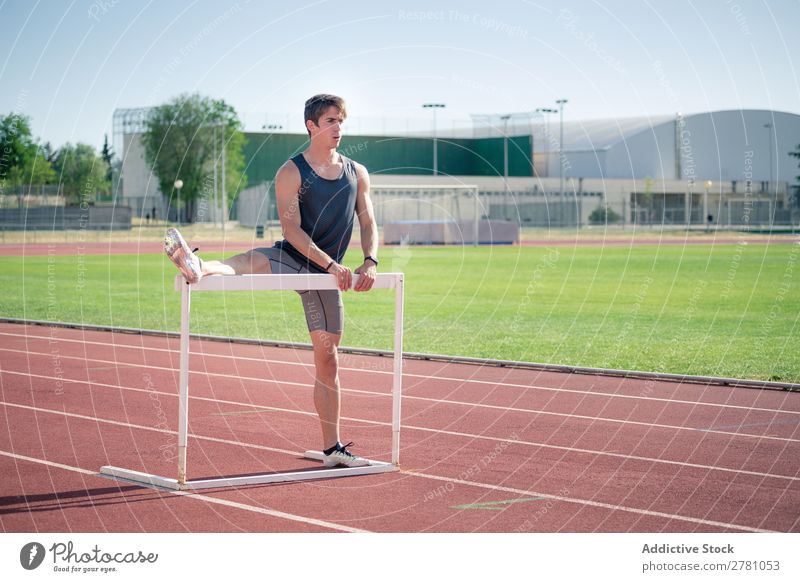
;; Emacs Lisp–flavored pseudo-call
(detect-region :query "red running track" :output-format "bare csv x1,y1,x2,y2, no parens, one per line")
2,236,797,257
0,322,798,533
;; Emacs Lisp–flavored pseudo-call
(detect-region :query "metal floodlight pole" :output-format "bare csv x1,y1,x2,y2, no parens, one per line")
764,123,774,198
556,99,568,198
433,108,438,176
197,120,226,228
174,179,184,225
528,112,535,177
262,124,283,226
675,112,683,180
501,115,511,196
535,108,557,178
423,103,446,176
213,126,219,228
473,186,480,247
220,124,227,232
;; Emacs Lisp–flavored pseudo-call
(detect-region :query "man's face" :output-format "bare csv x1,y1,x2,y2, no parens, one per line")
307,106,343,148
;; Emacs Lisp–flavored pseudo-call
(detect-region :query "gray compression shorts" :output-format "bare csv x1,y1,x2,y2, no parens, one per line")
253,247,343,335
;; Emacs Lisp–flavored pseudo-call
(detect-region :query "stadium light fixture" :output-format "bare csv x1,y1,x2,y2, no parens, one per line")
423,103,446,175
501,114,511,194
763,123,774,197
536,107,558,177
556,99,568,198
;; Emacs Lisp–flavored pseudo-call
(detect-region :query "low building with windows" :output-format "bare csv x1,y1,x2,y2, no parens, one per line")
116,108,800,228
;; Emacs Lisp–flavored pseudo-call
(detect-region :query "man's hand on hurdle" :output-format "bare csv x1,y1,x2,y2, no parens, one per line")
353,261,377,292
327,262,353,291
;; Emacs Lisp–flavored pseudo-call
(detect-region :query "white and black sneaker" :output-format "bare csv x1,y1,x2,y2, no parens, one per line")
164,228,203,284
322,442,370,468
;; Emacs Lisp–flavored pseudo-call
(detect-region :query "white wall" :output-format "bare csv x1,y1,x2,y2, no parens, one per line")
604,110,800,183
604,121,677,180
122,133,161,201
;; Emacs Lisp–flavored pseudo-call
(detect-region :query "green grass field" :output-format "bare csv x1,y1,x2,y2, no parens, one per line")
1,243,798,382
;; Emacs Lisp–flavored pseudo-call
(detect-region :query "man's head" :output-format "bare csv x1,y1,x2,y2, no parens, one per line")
304,94,346,146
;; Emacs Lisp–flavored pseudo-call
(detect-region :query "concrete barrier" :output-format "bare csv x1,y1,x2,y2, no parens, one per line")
0,205,132,230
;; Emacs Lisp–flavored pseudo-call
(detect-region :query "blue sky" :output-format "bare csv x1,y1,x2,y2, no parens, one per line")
1,0,798,151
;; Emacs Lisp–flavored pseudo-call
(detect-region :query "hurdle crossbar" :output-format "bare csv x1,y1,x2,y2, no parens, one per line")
100,272,404,491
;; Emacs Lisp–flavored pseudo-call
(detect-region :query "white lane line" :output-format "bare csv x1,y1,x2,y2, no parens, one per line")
0,433,777,533
400,471,775,533
4,333,796,415
2,388,798,484
0,399,305,456
0,449,367,533
3,351,799,443
0,449,96,476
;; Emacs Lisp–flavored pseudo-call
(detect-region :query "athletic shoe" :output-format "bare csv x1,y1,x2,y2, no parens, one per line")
164,228,203,284
322,442,371,468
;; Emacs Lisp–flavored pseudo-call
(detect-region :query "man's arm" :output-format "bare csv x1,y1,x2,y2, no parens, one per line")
353,163,378,292
275,161,352,290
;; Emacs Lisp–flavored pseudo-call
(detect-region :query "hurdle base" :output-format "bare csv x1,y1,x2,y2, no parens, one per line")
302,450,396,466
100,458,396,491
100,466,181,490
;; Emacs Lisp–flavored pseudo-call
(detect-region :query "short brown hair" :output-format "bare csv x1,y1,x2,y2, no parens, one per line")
304,94,347,132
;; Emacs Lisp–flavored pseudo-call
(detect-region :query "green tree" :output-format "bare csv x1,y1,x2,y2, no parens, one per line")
101,133,114,183
141,93,246,223
42,141,59,165
0,113,32,185
53,143,110,204
25,150,56,186
641,176,655,223
588,204,622,224
0,113,54,191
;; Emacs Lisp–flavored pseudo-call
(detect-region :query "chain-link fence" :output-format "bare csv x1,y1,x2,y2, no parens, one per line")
0,205,132,230
233,184,797,230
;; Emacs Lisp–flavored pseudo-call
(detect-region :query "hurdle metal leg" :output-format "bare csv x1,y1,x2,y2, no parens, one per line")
101,273,404,491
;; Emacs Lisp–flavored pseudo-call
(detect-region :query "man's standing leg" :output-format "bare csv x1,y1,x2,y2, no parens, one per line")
310,328,370,467
310,330,342,449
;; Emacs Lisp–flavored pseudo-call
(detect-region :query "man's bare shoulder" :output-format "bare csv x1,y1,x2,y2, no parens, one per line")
352,161,369,179
276,159,301,182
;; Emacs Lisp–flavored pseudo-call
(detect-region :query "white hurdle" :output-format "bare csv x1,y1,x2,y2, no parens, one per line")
100,272,404,491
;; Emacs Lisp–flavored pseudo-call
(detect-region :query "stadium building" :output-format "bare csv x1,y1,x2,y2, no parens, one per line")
116,108,800,234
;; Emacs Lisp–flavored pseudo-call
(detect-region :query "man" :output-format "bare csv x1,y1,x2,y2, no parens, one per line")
164,94,379,467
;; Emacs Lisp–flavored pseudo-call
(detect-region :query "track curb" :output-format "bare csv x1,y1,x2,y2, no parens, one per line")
2,317,798,392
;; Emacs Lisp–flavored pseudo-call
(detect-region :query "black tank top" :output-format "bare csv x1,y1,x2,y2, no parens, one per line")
275,152,358,273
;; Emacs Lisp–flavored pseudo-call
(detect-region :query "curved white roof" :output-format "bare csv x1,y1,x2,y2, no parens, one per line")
557,114,674,152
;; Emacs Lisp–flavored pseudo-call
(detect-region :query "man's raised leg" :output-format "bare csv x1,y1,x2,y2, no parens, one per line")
165,227,271,281
202,249,272,276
